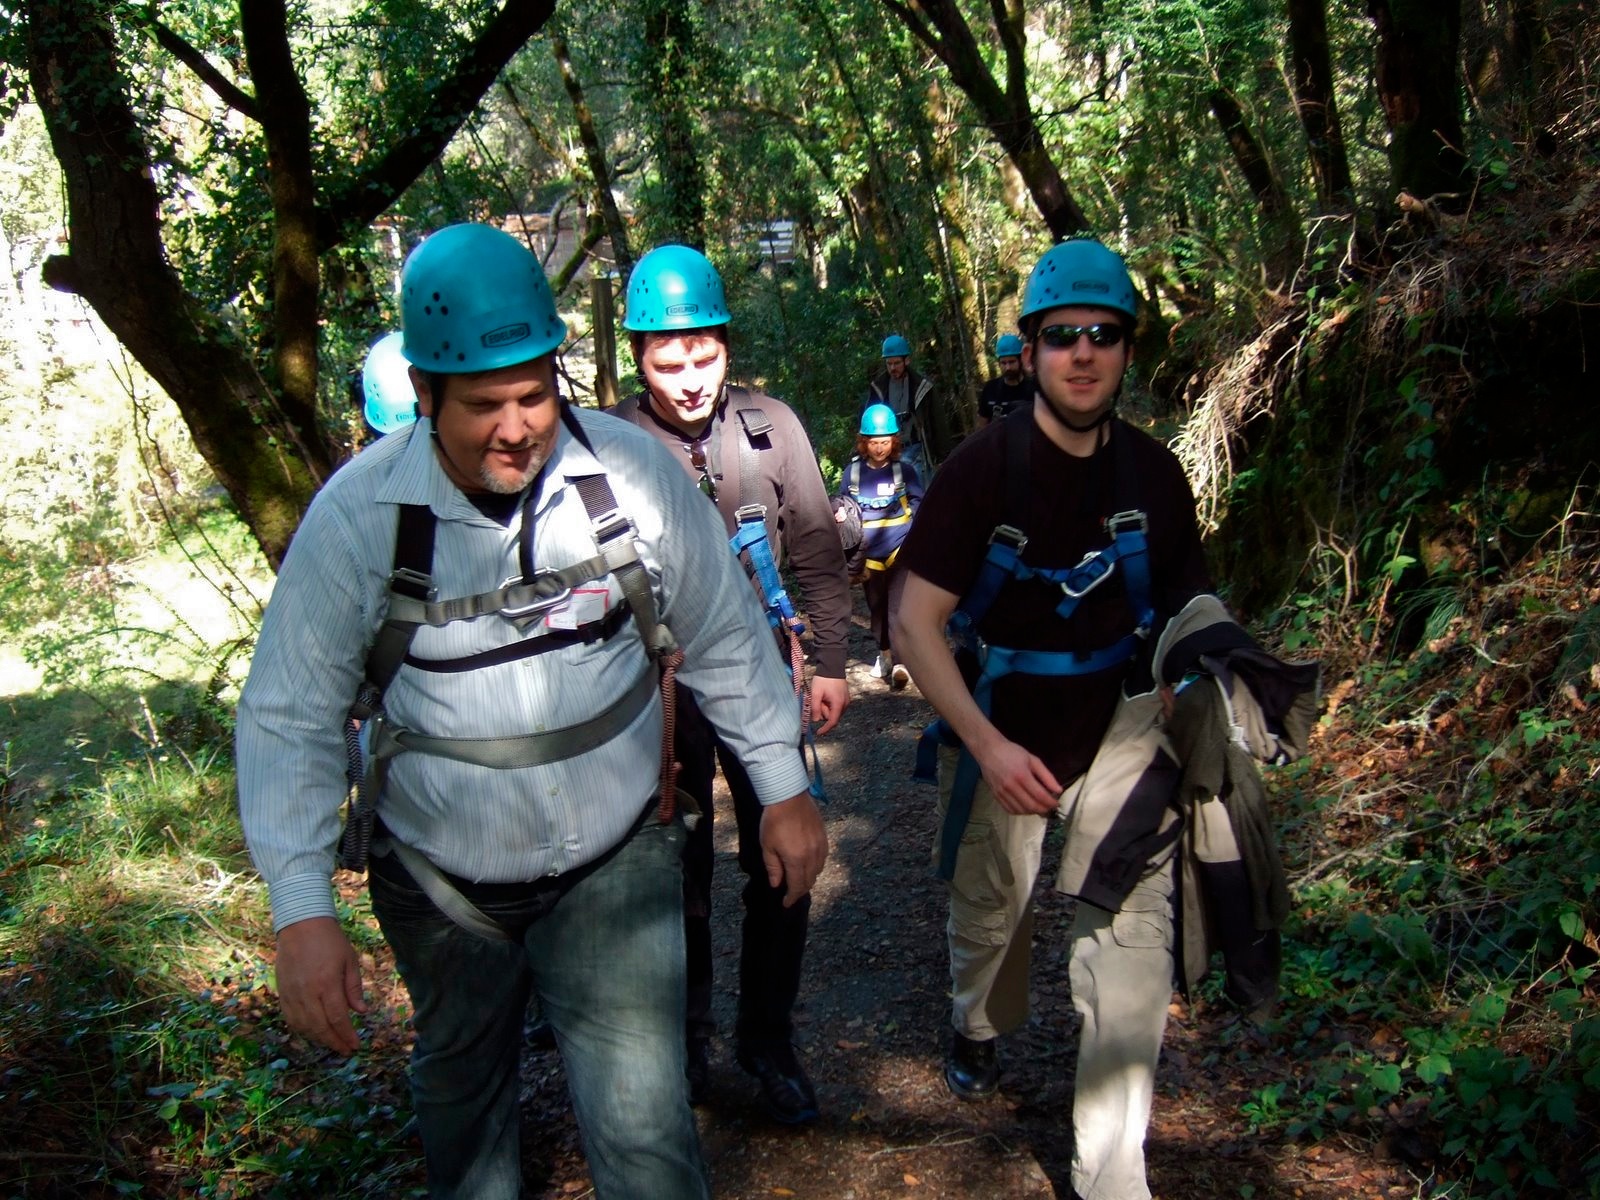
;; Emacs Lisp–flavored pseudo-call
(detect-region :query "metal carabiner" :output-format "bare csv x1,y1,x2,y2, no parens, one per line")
1058,550,1116,600
498,572,575,620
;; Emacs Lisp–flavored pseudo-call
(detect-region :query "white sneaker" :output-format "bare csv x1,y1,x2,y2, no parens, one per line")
891,663,911,691
869,654,886,679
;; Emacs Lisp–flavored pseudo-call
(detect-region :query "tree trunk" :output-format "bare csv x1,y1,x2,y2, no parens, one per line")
551,27,633,274
241,0,321,444
1208,87,1304,285
637,0,707,246
879,0,1091,238
1369,0,1470,205
25,0,328,569
22,0,557,567
1286,0,1356,211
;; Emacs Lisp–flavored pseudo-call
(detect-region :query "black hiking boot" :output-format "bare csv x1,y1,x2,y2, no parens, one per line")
944,1031,999,1099
736,1040,820,1125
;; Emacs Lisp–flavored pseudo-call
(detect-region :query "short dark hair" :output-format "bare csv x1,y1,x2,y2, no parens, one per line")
628,325,731,361
417,369,449,409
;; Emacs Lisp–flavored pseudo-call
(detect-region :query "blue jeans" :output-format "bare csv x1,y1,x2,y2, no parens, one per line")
370,815,708,1200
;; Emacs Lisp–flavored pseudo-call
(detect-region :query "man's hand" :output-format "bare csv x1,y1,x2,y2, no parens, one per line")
274,916,368,1056
974,736,1062,816
808,674,849,736
760,793,830,906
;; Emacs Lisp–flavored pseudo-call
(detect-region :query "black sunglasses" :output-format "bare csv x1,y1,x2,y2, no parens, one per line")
1037,323,1127,349
688,444,717,500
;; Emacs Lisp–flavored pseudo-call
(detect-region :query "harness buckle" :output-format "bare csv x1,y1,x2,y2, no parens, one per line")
734,503,768,525
588,508,631,543
989,524,1028,554
498,572,575,620
1059,550,1116,599
388,567,436,601
1105,509,1148,537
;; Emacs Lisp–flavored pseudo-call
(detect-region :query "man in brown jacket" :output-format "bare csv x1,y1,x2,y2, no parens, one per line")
611,244,850,1125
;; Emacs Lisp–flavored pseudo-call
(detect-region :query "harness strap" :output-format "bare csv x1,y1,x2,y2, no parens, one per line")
382,840,515,942
340,503,433,869
726,393,826,803
367,665,657,769
380,544,631,628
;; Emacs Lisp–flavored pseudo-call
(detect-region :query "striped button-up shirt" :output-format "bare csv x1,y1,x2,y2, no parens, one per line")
236,407,809,931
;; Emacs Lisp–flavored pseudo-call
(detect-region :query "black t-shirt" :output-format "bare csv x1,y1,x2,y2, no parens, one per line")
898,414,1211,783
978,376,1032,422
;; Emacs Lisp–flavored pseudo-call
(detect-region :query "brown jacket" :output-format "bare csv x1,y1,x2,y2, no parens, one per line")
610,386,851,678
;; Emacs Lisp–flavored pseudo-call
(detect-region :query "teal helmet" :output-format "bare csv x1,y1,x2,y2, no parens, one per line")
1020,239,1138,325
860,403,899,437
623,244,731,332
361,332,417,434
881,333,911,358
400,223,567,373
995,333,1025,358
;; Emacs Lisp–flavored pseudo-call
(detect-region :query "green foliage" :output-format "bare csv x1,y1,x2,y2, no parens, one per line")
0,748,418,1197
1,349,267,792
1255,590,1600,1192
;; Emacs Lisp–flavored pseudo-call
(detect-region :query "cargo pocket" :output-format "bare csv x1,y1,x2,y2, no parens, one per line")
1111,862,1174,951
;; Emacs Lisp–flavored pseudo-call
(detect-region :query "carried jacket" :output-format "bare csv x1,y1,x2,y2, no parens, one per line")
1054,594,1319,1008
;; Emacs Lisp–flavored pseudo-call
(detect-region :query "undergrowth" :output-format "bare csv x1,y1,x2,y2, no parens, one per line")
0,745,419,1198
1240,516,1600,1196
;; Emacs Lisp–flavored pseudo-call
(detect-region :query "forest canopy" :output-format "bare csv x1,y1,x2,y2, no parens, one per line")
11,0,1592,581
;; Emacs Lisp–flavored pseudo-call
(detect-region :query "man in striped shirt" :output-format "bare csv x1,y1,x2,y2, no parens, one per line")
236,224,827,1200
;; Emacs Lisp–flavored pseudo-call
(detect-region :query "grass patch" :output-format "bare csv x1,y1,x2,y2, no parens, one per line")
0,752,421,1198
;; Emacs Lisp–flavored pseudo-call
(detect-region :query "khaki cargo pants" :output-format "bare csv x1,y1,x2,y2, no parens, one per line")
934,745,1175,1200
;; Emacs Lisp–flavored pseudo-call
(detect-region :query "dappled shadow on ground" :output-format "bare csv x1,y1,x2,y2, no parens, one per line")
2,677,231,808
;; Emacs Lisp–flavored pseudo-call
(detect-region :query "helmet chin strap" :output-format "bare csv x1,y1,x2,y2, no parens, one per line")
1039,381,1119,435
644,378,728,436
1060,404,1115,434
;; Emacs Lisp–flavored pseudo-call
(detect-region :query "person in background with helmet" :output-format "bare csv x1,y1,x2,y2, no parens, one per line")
837,403,924,690
360,331,419,438
611,244,850,1126
891,239,1211,1200
978,332,1031,426
866,333,937,478
236,223,828,1200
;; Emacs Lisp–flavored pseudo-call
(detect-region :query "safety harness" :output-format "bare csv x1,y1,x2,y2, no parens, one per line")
920,407,1155,880
843,459,912,570
716,390,828,802
337,405,687,940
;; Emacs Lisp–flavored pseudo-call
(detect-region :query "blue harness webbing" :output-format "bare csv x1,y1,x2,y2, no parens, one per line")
728,404,828,803
730,506,803,633
920,412,1154,878
845,460,906,512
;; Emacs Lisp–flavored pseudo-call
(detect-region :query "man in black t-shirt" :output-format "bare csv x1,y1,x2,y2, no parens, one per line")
976,332,1031,426
893,240,1210,1200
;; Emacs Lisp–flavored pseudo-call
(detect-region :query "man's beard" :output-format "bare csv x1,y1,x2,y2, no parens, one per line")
478,446,549,495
